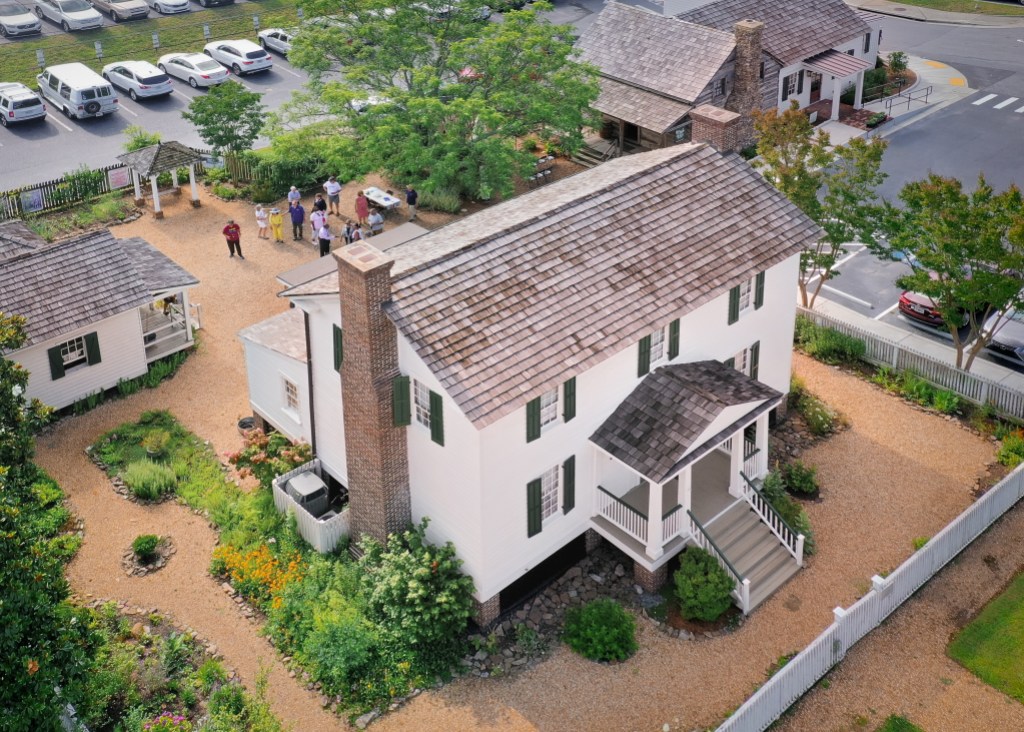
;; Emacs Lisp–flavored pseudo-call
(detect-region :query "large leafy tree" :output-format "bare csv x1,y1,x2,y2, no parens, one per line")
276,0,599,200
182,80,266,156
753,102,888,308
872,175,1024,371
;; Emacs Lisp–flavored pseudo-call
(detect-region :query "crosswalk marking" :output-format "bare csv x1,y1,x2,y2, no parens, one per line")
994,97,1019,109
974,93,998,105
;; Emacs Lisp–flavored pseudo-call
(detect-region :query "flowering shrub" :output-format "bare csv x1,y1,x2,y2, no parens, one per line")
144,712,193,732
227,429,312,490
211,543,304,609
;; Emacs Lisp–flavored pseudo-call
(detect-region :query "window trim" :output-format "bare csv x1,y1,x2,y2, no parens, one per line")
282,376,301,420
413,379,432,428
539,388,559,430
539,465,560,524
60,335,88,370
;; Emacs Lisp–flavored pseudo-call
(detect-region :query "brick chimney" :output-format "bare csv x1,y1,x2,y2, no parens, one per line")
725,19,765,147
336,243,411,547
690,104,742,153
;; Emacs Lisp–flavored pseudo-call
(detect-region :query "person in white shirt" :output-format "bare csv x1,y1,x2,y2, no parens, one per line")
310,208,328,243
368,209,384,236
317,221,336,257
323,176,343,216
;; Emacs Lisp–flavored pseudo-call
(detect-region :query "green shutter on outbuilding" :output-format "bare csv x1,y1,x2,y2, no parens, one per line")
638,335,652,377
84,332,101,365
750,341,761,381
562,455,575,514
332,325,343,371
562,377,576,422
668,319,680,359
754,272,765,310
728,286,740,324
724,357,735,369
527,478,542,537
429,390,444,446
47,345,65,381
392,375,411,426
526,397,541,442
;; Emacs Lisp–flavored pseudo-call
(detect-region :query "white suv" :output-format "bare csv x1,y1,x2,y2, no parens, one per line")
33,0,103,30
0,82,46,126
102,60,172,100
203,39,273,75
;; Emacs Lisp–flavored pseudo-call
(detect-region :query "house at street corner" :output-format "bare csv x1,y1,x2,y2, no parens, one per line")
240,143,822,625
574,0,881,153
0,220,199,410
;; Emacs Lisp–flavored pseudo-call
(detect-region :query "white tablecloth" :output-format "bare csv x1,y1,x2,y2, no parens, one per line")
364,186,402,210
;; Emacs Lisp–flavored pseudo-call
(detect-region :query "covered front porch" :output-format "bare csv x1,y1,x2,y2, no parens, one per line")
800,49,874,121
140,289,197,363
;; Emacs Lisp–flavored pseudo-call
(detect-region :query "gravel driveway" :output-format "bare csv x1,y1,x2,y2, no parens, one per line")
31,187,999,732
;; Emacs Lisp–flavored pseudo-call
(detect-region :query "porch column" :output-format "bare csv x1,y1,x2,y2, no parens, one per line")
188,164,201,208
181,288,194,343
679,465,692,514
149,175,163,219
853,70,865,110
646,480,664,560
729,430,744,497
830,76,842,121
755,411,770,479
132,169,143,205
171,167,180,191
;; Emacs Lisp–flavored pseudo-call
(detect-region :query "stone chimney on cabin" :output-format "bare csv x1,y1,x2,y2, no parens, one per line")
335,243,411,547
725,19,765,148
690,104,742,153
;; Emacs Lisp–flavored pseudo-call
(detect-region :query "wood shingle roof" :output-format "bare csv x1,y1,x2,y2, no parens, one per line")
384,143,821,428
594,78,693,134
116,141,201,178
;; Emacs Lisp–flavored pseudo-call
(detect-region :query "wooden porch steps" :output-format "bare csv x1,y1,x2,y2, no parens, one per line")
706,502,801,612
570,144,608,169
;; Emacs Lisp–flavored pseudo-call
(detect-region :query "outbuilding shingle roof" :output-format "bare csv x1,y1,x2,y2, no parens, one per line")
576,3,734,104
0,220,45,261
591,361,782,483
676,0,870,66
117,141,201,178
119,236,199,292
384,143,821,428
593,78,693,134
239,308,308,363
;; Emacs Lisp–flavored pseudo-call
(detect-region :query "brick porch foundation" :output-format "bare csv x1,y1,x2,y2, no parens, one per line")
584,528,603,554
633,562,669,593
473,594,501,627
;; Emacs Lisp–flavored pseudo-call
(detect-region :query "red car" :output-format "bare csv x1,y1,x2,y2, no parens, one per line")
897,291,966,329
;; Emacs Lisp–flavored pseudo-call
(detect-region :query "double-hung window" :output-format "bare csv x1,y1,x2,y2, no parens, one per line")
413,379,432,428
539,466,560,522
526,456,576,537
47,332,101,380
638,320,679,377
539,388,559,428
526,379,576,442
728,272,766,325
283,378,300,418
393,376,444,445
727,341,761,380
60,336,88,370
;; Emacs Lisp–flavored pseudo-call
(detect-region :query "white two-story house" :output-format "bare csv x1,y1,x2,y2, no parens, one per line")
240,143,822,624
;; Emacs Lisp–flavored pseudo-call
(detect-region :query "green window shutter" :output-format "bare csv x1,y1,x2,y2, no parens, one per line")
724,357,735,369
562,455,575,514
392,375,411,426
527,478,542,537
754,272,765,310
429,390,444,446
47,345,65,380
526,397,541,442
750,341,761,381
728,286,740,325
668,319,680,359
84,332,101,365
332,325,343,371
638,335,652,377
562,378,576,422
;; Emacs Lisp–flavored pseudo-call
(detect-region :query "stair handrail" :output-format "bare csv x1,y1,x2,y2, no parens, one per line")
596,484,647,520
600,138,620,162
686,509,750,612
739,471,804,566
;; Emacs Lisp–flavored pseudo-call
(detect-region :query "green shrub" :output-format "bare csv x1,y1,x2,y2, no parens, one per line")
761,472,816,556
301,601,378,695
901,372,935,405
998,432,1024,467
117,377,142,397
132,534,159,562
418,187,462,213
739,144,758,160
194,658,227,695
563,599,638,662
674,548,735,622
160,632,192,679
794,390,838,436
212,183,239,201
249,181,278,204
912,536,929,551
782,460,819,496
794,316,866,365
142,429,171,458
121,460,176,500
932,389,961,415
866,112,887,128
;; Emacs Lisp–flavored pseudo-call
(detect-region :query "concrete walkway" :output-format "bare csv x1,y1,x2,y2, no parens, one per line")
847,0,1024,26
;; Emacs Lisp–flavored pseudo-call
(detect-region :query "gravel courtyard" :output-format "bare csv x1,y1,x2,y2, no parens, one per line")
32,189,1002,731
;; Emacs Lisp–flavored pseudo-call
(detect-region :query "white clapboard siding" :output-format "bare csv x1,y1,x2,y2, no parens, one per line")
240,339,310,445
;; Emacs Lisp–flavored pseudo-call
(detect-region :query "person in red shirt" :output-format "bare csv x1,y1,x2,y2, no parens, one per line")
222,219,244,259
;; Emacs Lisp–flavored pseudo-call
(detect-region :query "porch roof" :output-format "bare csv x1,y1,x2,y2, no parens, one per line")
119,236,199,293
591,361,781,484
802,49,873,78
594,78,693,134
238,308,307,363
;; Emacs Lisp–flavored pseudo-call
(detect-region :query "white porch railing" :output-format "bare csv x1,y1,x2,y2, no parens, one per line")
740,471,804,565
743,443,767,480
271,460,350,553
662,504,685,542
596,485,648,544
688,509,751,614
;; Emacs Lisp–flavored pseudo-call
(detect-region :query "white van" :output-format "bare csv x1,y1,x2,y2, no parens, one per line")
36,63,118,120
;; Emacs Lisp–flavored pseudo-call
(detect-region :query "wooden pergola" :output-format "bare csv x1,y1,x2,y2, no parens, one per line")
116,141,203,219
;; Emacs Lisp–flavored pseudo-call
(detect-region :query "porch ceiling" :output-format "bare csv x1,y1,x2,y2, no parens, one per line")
802,49,873,79
590,361,781,484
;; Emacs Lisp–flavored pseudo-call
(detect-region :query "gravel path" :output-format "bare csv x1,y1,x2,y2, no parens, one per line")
32,188,999,732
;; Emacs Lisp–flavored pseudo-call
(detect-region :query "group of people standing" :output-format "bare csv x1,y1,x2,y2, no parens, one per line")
222,176,420,260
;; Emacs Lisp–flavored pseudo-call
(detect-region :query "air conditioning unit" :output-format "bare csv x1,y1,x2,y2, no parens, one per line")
285,472,328,517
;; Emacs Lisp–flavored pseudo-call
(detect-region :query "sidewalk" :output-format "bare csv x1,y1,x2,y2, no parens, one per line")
847,0,1024,26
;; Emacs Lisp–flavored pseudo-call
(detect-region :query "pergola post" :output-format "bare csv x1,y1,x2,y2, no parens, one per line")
830,75,842,121
150,175,163,219
171,167,180,193
132,169,143,206
853,70,865,110
188,164,201,208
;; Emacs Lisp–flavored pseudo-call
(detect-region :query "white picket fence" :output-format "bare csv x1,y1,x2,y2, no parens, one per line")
797,307,1024,421
271,460,350,553
715,464,1024,732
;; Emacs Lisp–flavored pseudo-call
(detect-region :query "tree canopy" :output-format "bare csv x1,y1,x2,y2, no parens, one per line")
753,102,888,308
182,80,266,156
274,0,599,200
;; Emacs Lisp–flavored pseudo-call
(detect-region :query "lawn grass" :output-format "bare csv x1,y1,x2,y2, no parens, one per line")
948,569,1024,701
0,0,300,86
889,0,1024,15
876,715,925,732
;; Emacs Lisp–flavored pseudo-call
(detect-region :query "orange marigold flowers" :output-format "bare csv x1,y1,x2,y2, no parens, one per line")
212,543,304,608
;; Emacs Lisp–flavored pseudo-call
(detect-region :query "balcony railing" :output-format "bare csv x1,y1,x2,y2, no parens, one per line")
596,485,648,544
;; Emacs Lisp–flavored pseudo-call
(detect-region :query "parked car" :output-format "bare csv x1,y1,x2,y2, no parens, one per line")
984,304,1024,366
101,60,172,100
0,82,46,126
37,63,117,119
257,27,293,56
897,291,953,329
203,39,273,75
145,0,187,14
90,0,147,21
195,0,232,6
0,3,43,37
428,1,491,21
33,0,103,30
157,52,229,88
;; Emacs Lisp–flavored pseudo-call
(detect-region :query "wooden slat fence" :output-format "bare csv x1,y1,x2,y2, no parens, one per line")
798,306,1024,421
715,464,1024,732
271,459,351,553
